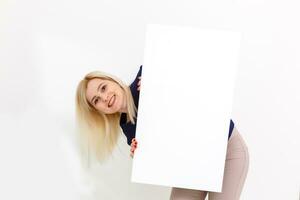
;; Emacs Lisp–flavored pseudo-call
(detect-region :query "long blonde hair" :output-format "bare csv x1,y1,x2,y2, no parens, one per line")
75,70,137,168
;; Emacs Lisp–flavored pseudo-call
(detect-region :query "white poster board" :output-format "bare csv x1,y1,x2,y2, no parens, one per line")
132,24,241,192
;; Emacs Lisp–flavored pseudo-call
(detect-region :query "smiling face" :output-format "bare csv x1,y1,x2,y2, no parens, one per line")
85,78,127,114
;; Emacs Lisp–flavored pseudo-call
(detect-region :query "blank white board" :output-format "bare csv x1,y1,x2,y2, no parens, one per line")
132,24,241,192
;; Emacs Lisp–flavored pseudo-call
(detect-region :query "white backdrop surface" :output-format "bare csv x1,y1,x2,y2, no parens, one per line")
1,0,299,199
132,24,241,192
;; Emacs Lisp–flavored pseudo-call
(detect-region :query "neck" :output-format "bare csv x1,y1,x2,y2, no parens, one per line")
119,98,128,113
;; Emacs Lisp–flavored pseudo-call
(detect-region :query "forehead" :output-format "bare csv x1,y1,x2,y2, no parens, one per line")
87,78,104,89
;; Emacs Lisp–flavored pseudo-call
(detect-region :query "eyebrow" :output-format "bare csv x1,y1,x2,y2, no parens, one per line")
91,81,104,105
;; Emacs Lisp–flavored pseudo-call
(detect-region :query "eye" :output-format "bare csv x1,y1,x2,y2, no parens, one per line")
102,85,106,92
94,85,106,105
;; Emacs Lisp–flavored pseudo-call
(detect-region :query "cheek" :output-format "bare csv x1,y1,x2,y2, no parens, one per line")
117,89,124,104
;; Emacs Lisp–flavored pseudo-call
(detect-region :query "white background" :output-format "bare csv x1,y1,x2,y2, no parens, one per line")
0,0,299,199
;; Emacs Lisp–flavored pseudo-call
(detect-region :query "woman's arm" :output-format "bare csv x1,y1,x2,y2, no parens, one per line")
130,73,141,158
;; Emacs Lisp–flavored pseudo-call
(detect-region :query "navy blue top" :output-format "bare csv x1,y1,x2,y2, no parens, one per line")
120,65,234,146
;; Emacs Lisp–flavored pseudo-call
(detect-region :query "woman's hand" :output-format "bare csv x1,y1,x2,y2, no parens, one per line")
130,138,138,158
137,76,141,91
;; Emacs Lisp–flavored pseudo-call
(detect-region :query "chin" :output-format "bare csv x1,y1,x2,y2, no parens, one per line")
110,107,118,114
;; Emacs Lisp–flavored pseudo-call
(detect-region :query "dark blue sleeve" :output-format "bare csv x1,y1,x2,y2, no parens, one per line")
120,65,143,146
130,65,142,88
228,119,234,139
120,123,136,145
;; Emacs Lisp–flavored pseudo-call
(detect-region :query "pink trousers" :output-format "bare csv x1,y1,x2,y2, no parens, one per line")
170,127,249,200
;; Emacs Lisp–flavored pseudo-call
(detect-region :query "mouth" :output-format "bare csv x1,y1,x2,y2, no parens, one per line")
108,95,115,107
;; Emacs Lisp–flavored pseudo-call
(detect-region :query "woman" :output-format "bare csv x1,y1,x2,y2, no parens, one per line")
75,65,249,199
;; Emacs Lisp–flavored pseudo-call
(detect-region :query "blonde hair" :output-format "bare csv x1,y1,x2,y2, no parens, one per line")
75,70,137,168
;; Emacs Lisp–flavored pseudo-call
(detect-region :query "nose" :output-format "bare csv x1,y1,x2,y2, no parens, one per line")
99,93,109,103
